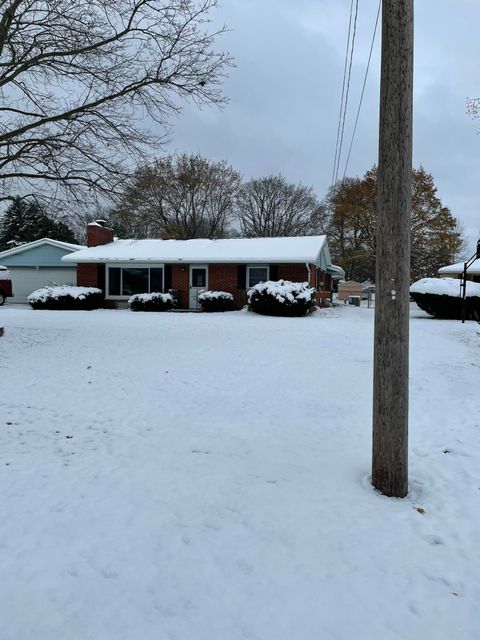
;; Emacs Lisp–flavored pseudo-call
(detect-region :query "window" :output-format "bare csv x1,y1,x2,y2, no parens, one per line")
247,265,269,288
150,268,164,292
191,268,206,288
122,267,149,296
107,265,164,297
108,267,121,296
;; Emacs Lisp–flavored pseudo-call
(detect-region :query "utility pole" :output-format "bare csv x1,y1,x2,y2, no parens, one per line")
372,0,414,498
460,239,480,323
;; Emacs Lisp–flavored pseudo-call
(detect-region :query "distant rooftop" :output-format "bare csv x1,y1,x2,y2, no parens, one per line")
438,259,480,276
0,238,85,259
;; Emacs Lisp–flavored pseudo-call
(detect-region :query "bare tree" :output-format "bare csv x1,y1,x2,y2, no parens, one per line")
467,97,480,122
236,175,324,237
0,0,231,207
109,154,241,238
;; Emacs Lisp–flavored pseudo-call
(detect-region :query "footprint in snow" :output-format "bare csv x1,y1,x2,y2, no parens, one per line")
101,567,119,579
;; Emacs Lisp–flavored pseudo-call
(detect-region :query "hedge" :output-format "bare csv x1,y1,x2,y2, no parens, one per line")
128,292,176,312
27,286,103,310
410,277,480,320
248,280,316,317
198,290,235,312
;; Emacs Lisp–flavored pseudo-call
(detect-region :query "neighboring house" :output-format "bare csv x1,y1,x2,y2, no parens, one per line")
0,238,85,303
63,221,335,309
337,280,363,301
438,259,480,282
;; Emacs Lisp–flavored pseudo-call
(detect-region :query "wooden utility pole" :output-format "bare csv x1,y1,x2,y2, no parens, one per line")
372,0,413,498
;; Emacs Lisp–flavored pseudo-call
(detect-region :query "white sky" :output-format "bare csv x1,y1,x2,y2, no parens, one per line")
165,0,480,253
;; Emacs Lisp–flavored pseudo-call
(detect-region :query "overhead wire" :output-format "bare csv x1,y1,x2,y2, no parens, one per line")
334,0,359,186
342,0,382,181
331,0,355,189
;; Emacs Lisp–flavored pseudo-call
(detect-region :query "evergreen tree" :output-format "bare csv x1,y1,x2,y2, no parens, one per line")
0,198,78,250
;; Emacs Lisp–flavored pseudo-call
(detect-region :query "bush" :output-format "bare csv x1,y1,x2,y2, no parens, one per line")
28,285,103,310
248,280,316,317
168,289,182,308
410,277,480,320
128,291,176,312
198,290,235,312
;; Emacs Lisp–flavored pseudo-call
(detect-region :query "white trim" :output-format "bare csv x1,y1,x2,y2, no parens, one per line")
0,237,85,259
68,257,320,265
105,263,165,300
189,264,209,286
189,264,209,309
247,264,270,288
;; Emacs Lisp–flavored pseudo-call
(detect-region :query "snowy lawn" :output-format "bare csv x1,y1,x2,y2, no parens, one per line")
0,304,479,640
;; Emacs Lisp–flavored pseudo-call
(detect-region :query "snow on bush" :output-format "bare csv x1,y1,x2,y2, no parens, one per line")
28,285,103,310
128,291,176,312
248,280,316,317
198,290,233,302
410,277,480,320
198,290,235,312
410,277,480,298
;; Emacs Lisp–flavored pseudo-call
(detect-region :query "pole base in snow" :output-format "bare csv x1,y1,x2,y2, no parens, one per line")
371,458,408,498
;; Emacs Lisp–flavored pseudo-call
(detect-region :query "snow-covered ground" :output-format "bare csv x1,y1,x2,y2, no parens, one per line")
0,304,479,640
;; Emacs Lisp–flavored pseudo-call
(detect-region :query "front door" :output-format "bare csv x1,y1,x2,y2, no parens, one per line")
189,264,208,309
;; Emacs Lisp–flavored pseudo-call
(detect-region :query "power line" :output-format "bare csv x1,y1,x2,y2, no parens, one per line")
334,0,359,186
342,0,382,181
331,0,355,189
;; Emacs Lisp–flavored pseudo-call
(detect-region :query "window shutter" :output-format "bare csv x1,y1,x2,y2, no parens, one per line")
98,265,106,294
237,264,246,289
164,264,172,291
269,264,278,281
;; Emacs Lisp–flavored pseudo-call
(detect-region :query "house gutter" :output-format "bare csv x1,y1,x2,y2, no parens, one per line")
306,262,311,286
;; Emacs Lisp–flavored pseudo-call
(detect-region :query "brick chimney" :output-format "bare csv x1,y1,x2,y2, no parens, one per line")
87,220,114,247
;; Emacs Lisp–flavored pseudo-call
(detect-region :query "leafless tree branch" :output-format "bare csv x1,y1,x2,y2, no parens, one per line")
0,0,232,209
109,153,241,239
237,175,324,237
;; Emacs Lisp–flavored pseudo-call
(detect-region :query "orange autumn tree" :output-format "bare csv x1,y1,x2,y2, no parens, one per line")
323,166,464,282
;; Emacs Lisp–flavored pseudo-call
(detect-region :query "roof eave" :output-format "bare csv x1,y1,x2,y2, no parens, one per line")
63,257,320,264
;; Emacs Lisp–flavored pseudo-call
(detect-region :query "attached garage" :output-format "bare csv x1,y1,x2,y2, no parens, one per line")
0,238,85,303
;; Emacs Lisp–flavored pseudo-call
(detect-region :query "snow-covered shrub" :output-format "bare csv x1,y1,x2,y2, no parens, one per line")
128,291,176,312
168,289,182,308
198,290,235,312
410,277,480,320
28,285,103,310
248,280,316,317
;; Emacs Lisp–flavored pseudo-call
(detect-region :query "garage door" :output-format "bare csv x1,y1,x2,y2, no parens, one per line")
9,268,77,303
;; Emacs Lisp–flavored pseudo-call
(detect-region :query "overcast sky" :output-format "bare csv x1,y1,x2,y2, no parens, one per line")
167,0,480,253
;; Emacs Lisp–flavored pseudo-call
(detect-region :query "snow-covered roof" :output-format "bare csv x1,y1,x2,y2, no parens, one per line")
0,237,85,259
62,236,328,265
438,259,480,276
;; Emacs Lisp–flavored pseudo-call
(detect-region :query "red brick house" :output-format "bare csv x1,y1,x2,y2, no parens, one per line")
62,222,334,309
